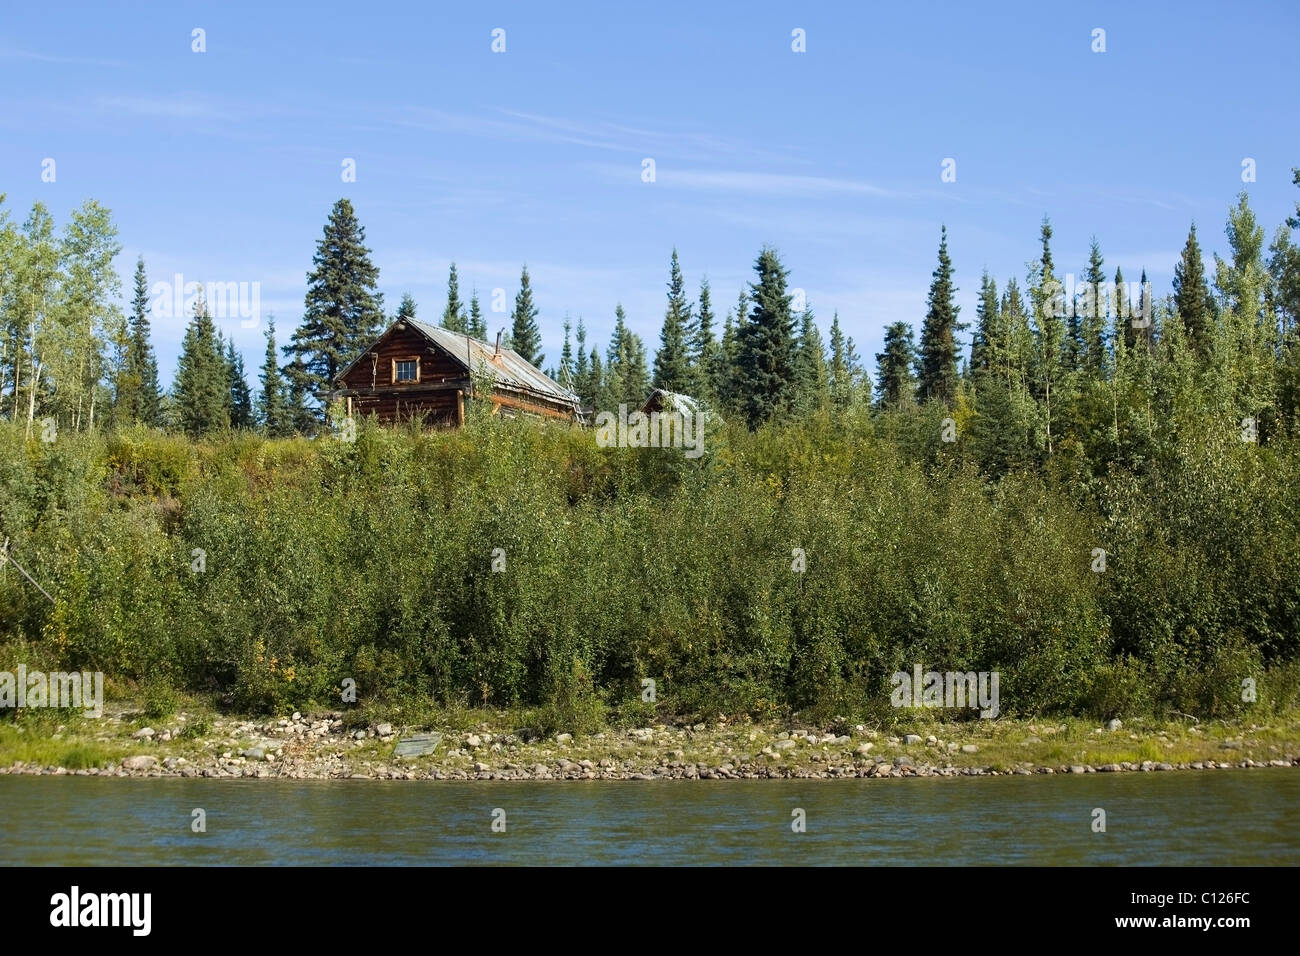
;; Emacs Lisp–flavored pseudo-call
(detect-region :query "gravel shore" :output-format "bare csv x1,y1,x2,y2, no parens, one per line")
4,708,1298,781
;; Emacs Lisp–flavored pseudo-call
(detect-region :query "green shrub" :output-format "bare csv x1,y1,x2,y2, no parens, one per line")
1,413,1298,726
142,681,180,720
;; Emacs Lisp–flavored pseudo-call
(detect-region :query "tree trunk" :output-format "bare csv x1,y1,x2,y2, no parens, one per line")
25,354,40,439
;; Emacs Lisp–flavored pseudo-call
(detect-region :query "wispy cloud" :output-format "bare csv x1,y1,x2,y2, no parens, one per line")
96,93,225,120
95,92,313,123
673,168,897,197
391,107,630,152
581,160,911,199
385,105,798,164
0,46,124,68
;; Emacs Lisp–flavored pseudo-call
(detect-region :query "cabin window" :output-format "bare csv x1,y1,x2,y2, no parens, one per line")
393,358,419,383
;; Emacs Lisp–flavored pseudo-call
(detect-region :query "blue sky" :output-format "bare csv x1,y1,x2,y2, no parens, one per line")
2,1,1298,384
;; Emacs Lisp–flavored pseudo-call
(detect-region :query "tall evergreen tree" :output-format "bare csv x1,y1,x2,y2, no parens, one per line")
875,321,917,408
1114,265,1135,350
971,269,1000,376
585,348,603,410
467,290,487,340
286,198,383,419
621,333,649,406
509,266,543,367
120,255,161,425
258,316,291,436
917,225,963,404
653,248,693,392
1080,237,1108,379
1173,222,1216,358
574,318,592,405
693,277,721,401
845,335,865,399
1001,277,1033,386
734,246,796,428
792,306,829,414
1138,269,1154,352
558,316,574,389
716,287,749,411
442,262,466,332
226,338,253,429
828,312,853,410
603,304,648,406
1030,217,1068,454
716,308,739,411
282,357,317,435
174,295,229,437
602,305,629,409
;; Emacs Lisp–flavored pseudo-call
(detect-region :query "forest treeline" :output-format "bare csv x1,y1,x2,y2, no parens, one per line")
1,179,1299,725
4,181,1300,459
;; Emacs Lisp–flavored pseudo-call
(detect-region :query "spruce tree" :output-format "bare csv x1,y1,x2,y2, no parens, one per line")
603,304,649,406
1138,269,1154,353
1030,217,1068,453
601,305,628,409
286,198,383,418
442,263,466,332
394,292,417,323
622,332,650,406
828,312,852,410
586,348,604,410
875,321,917,408
734,246,796,428
716,287,748,411
123,255,161,425
467,290,487,340
1115,265,1135,350
693,277,721,401
845,335,866,400
226,338,253,429
716,309,738,411
653,249,693,392
282,357,317,435
974,273,1039,475
574,318,592,404
971,270,1000,376
1173,223,1216,358
1080,237,1108,380
1001,277,1034,385
509,266,543,366
793,306,829,414
258,317,291,436
174,295,229,437
917,226,963,404
558,316,574,388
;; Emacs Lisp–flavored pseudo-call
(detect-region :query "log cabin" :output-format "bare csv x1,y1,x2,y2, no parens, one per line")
328,319,581,426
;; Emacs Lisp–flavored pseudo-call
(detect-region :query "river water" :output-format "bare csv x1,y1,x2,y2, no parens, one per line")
2,770,1297,865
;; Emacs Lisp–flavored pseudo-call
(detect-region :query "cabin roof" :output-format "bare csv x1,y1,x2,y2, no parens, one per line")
641,388,702,415
335,319,580,408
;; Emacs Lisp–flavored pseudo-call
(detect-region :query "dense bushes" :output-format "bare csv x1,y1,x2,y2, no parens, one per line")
1,412,1297,723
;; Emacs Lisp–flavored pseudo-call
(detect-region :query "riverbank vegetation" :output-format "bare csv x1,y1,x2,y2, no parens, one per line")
3,179,1300,728
1,405,1297,726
